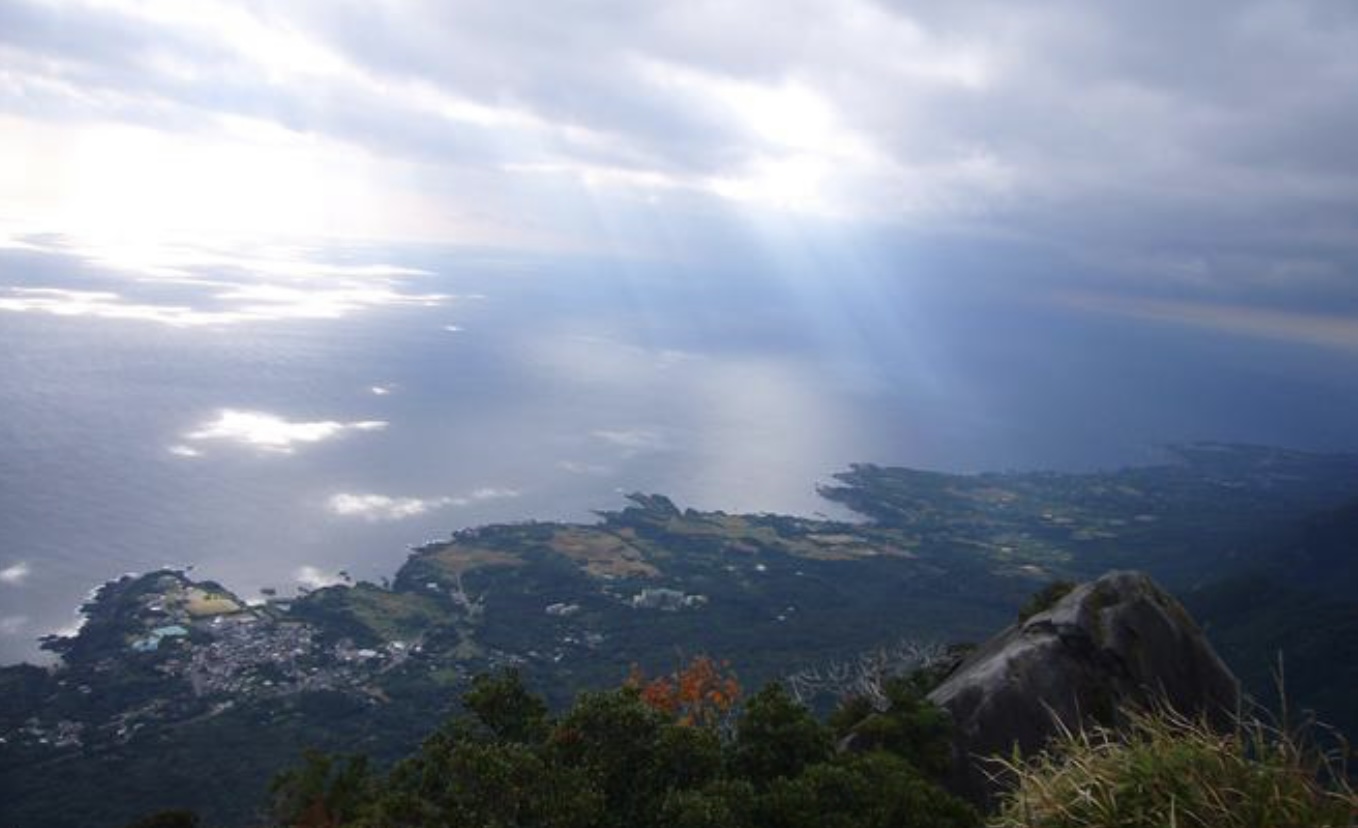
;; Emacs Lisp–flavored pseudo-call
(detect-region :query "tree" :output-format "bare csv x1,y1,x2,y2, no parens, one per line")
269,750,372,828
548,688,670,828
655,780,755,828
266,666,976,828
627,655,741,729
372,739,601,828
461,668,550,744
756,753,978,828
728,683,832,787
831,675,954,779
122,811,200,828
647,722,723,793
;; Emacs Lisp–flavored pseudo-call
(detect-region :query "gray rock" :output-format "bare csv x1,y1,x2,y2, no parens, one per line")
927,570,1240,806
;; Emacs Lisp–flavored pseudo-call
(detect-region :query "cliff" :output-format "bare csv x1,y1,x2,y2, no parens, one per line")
928,570,1241,805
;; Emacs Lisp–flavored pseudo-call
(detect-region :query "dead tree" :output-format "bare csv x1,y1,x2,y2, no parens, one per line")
785,638,949,711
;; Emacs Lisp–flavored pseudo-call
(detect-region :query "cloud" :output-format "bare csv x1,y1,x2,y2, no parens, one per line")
186,409,386,453
0,278,449,328
458,487,520,504
558,460,614,476
0,233,454,334
327,493,451,522
295,565,343,590
592,428,671,454
1061,292,1358,353
0,616,28,635
1,0,1357,311
0,562,31,585
0,287,235,326
327,487,519,521
212,282,448,322
167,444,202,457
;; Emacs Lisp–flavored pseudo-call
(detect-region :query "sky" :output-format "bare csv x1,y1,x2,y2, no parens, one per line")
3,1,1358,661
0,0,1356,328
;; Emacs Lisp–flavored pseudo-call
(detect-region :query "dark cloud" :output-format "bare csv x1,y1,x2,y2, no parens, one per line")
2,0,1357,308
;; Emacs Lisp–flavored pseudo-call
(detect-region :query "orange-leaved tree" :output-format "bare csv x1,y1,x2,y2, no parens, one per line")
627,654,741,728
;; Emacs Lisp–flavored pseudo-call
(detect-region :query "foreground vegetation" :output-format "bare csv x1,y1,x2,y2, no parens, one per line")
992,707,1357,828
126,659,1358,828
263,661,979,828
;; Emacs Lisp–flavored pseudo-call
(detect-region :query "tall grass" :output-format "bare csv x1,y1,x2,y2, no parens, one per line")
989,705,1356,828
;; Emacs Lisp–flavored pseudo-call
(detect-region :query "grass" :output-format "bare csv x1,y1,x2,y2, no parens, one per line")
1015,581,1076,623
330,585,446,641
182,588,243,617
989,705,1357,828
423,543,525,578
666,511,915,561
547,528,659,578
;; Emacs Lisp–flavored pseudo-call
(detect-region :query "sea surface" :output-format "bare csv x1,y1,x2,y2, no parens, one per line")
3,234,1357,663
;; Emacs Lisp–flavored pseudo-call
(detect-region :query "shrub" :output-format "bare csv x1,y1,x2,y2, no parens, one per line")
830,675,954,779
728,684,833,787
1017,581,1076,623
267,665,978,828
990,706,1357,828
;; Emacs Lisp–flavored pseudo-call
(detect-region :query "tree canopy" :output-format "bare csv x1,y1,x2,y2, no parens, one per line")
266,658,978,828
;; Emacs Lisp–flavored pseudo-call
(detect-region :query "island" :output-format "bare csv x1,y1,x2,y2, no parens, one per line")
4,443,1357,828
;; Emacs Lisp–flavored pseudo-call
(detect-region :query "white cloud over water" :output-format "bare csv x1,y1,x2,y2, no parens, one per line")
0,287,239,327
0,279,448,328
295,565,343,590
592,428,671,454
327,487,520,521
186,409,386,454
327,493,451,522
0,233,451,331
557,460,614,476
461,487,520,503
0,562,31,585
1060,292,1358,353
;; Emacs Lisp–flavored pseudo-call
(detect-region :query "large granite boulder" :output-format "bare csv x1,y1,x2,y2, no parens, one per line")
927,570,1240,805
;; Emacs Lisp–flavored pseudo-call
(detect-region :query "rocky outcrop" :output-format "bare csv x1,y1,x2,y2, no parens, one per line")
927,570,1240,806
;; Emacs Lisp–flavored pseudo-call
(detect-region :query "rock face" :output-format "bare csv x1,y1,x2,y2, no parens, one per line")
927,570,1240,806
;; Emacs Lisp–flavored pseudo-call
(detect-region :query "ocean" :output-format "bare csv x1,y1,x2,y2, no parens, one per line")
3,234,1356,663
